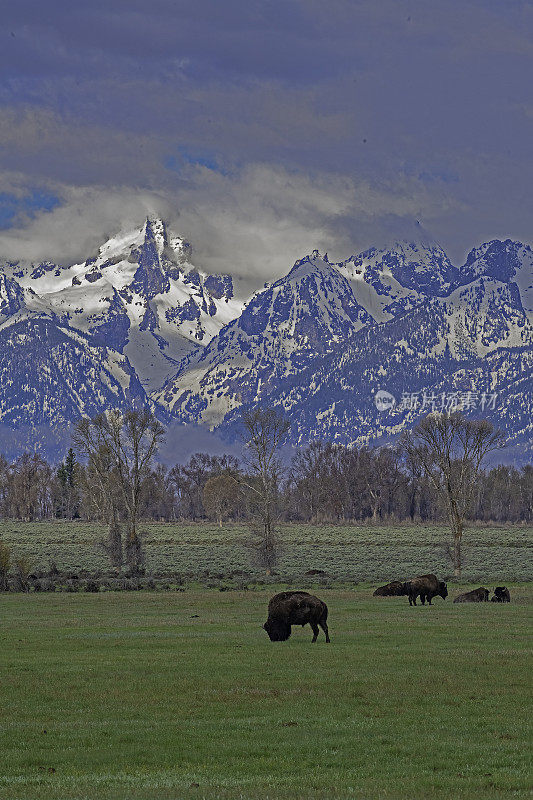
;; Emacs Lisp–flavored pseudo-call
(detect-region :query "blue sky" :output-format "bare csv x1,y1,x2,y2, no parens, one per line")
0,0,532,285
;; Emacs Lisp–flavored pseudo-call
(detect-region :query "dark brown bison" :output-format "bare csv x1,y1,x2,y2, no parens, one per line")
263,591,330,643
404,574,448,606
373,581,407,597
491,586,511,603
453,587,489,603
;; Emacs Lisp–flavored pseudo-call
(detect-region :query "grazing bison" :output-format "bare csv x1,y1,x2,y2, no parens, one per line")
491,586,511,603
404,574,448,606
453,587,489,603
263,591,330,643
373,581,407,597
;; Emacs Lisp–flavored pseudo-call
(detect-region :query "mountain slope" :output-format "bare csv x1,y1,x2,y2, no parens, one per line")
3,218,243,390
220,272,532,451
153,241,463,425
0,314,147,428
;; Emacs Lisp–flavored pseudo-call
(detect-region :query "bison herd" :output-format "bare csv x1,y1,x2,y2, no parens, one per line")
263,578,511,643
373,575,510,604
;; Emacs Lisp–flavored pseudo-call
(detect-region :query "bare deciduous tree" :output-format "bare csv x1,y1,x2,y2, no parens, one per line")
73,409,165,574
403,412,505,575
238,408,290,573
203,474,242,527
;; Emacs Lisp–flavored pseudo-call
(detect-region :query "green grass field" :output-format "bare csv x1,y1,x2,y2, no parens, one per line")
0,588,532,800
0,521,531,583
1,523,531,798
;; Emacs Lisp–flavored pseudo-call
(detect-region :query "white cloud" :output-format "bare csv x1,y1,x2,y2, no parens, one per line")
0,185,173,264
0,163,459,290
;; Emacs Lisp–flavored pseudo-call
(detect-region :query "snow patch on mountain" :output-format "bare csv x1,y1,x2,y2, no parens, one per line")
154,241,463,425
1,218,244,391
153,250,378,425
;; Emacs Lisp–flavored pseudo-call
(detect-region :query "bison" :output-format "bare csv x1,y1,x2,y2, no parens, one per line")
491,586,511,603
263,591,330,643
373,581,407,597
453,587,489,603
404,574,448,606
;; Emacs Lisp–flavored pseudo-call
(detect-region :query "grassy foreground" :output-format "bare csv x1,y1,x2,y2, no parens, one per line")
0,588,531,800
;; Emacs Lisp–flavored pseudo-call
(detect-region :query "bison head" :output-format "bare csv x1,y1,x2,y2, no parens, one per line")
438,581,448,600
263,617,291,641
494,586,510,602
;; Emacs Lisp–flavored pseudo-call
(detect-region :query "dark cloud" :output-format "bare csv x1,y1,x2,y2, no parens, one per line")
0,0,532,275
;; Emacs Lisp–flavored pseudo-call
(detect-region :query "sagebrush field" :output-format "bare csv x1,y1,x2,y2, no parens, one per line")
0,521,531,583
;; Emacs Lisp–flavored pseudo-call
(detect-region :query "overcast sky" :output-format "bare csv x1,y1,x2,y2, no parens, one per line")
1,0,532,288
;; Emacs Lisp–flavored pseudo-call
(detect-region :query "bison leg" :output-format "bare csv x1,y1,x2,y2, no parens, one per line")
420,593,426,605
427,595,432,605
319,620,330,643
310,622,320,643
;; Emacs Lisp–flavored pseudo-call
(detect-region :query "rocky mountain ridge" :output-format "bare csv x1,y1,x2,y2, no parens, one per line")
0,222,531,461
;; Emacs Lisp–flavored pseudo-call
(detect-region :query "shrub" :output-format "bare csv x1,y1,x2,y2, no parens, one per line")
0,541,10,591
13,555,33,592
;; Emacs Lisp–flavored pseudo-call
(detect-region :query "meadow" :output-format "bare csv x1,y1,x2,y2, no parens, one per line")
0,588,531,800
1,522,531,798
0,520,531,584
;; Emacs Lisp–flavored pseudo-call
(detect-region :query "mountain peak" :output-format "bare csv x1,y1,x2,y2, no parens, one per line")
283,251,335,283
143,217,168,252
342,238,457,296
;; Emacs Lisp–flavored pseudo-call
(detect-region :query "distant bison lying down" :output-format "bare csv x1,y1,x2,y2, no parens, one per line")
453,587,489,603
491,586,511,603
404,574,448,606
373,581,407,597
263,591,330,643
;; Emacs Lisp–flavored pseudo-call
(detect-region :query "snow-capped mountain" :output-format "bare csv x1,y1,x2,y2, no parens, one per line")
2,218,243,390
336,239,457,320
457,239,533,315
154,236,532,458
226,271,531,449
0,220,531,462
153,251,379,425
0,262,148,428
154,241,464,425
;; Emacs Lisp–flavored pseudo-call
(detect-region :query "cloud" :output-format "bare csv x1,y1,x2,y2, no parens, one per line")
169,163,462,283
0,0,532,271
0,162,460,292
0,184,173,264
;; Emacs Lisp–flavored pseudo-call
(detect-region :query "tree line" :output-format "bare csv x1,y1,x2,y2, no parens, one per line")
0,432,530,527
0,408,530,579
